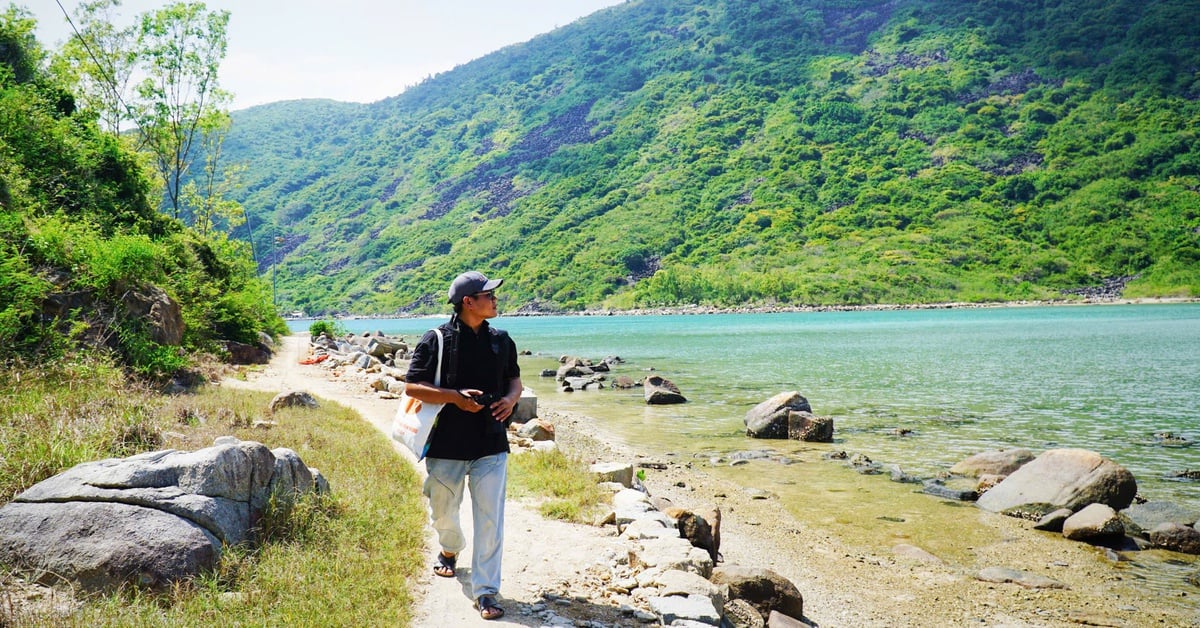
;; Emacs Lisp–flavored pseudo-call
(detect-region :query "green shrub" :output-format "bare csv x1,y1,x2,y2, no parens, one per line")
309,319,347,339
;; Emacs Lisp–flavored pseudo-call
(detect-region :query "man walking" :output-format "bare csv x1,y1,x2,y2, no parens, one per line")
403,271,522,621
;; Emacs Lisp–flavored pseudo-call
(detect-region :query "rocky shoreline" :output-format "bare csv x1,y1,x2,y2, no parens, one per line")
303,331,1200,626
294,296,1199,322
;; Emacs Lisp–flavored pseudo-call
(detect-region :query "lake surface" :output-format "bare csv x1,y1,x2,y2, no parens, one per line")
294,303,1200,509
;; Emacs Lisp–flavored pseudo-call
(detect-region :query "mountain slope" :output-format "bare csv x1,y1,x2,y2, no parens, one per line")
224,0,1200,315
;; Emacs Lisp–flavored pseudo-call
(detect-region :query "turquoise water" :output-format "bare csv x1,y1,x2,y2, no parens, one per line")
294,303,1200,509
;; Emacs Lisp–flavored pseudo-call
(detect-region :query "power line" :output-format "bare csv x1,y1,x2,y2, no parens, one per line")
52,0,147,144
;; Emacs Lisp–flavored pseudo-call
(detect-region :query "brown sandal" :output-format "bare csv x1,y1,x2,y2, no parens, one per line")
474,595,504,620
432,552,456,578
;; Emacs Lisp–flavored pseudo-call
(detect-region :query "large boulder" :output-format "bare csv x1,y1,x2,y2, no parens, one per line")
0,439,326,591
223,339,272,365
745,392,811,439
1062,503,1124,542
0,502,219,591
644,375,686,404
950,448,1035,477
366,336,406,359
975,448,1137,514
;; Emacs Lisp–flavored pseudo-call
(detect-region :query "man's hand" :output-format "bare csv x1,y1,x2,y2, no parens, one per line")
488,395,517,422
452,388,484,412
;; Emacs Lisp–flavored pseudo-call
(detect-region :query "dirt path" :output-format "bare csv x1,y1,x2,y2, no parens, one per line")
222,335,637,627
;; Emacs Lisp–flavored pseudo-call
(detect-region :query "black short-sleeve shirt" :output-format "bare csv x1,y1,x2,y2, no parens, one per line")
406,319,519,460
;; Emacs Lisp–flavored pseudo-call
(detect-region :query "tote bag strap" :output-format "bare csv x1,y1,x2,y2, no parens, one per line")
432,328,444,387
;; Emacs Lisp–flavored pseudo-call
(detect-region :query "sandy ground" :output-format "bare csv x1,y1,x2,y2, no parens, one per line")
222,335,1200,628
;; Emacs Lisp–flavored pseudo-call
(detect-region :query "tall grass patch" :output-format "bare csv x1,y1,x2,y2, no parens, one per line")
63,386,428,626
508,448,609,523
2,372,427,626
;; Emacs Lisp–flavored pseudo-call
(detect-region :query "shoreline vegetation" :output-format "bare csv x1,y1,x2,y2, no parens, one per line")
292,296,1200,322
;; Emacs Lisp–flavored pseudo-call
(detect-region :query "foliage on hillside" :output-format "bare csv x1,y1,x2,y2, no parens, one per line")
224,0,1200,315
0,7,285,373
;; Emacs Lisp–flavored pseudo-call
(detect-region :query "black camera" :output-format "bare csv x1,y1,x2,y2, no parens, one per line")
474,392,502,406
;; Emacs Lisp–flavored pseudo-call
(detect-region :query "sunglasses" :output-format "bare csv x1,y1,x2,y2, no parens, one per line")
468,291,497,301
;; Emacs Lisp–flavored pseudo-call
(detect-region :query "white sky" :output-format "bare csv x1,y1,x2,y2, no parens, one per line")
30,1,626,111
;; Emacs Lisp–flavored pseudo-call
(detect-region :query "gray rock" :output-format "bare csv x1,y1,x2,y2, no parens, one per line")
975,448,1137,513
891,543,943,564
620,517,678,540
592,462,634,488
745,392,811,439
648,569,726,612
1120,501,1200,536
270,447,316,499
557,363,594,379
710,565,804,623
223,340,271,365
1062,503,1124,542
1148,522,1200,554
648,594,721,626
950,448,1035,477
366,337,406,358
516,418,554,441
975,567,1067,589
786,411,833,442
511,388,538,423
268,390,319,412
0,439,325,591
921,479,978,501
630,537,714,578
1033,508,1074,532
0,501,219,591
121,285,184,346
644,375,686,404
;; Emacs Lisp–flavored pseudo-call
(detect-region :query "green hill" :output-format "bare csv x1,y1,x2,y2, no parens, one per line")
224,0,1200,315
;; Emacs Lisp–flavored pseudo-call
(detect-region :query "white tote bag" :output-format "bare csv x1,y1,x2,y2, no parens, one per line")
392,329,444,460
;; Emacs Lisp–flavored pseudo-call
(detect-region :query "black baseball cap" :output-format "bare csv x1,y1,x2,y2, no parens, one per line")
447,271,503,304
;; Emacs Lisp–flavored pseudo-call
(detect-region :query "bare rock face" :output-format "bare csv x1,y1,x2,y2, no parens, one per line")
975,448,1137,514
121,285,184,346
745,392,811,439
0,439,326,591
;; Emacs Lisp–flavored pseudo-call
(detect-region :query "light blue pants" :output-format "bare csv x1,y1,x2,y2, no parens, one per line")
423,453,507,599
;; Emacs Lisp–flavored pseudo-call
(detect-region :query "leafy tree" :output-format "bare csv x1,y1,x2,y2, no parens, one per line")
131,1,231,221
